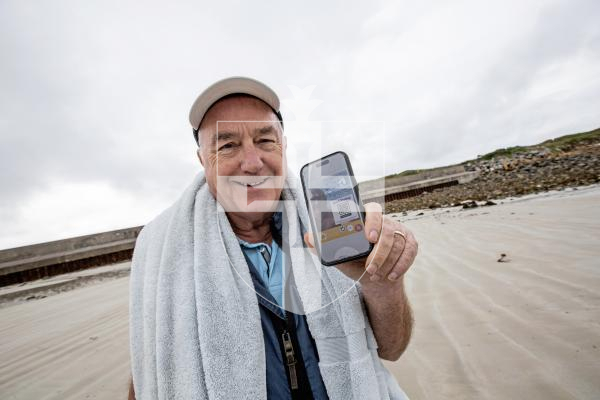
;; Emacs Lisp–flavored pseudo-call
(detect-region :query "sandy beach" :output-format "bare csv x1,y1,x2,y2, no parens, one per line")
1,186,599,399
0,276,130,399
389,185,600,399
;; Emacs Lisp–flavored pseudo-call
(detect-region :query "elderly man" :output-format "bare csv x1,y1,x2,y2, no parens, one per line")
129,77,418,400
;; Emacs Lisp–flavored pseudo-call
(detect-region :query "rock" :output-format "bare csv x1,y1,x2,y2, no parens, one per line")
382,136,600,213
497,253,510,263
461,200,478,209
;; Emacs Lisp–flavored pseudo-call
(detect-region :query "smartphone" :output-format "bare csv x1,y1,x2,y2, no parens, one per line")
300,151,373,266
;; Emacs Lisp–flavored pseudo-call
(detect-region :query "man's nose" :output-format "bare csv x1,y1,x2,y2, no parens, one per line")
240,144,264,173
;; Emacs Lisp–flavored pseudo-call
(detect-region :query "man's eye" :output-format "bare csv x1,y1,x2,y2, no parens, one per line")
259,139,275,144
218,143,236,151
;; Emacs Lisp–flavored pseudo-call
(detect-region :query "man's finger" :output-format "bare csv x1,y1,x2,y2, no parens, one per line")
364,218,395,280
386,231,418,281
363,202,383,243
303,232,317,255
375,225,407,281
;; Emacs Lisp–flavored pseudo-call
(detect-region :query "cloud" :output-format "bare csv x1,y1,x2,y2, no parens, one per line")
0,178,166,249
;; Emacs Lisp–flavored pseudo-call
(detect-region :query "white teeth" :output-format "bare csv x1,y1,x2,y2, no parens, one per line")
233,178,268,187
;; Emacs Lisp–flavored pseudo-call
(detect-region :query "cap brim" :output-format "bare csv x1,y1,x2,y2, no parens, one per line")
189,76,280,131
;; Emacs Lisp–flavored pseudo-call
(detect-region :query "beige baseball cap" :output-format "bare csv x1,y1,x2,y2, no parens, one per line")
189,76,282,144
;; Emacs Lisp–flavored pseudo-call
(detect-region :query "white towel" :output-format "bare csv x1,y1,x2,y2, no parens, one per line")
129,170,409,399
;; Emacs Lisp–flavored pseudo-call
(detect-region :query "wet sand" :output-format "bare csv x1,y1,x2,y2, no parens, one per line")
1,186,599,399
0,277,130,399
387,185,600,399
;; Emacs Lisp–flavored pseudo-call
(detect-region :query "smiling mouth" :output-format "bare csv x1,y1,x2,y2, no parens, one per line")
232,177,270,188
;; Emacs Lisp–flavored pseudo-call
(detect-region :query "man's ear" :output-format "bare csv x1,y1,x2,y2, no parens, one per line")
282,135,287,151
196,148,204,167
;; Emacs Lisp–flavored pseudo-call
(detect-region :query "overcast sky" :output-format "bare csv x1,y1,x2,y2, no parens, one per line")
1,0,599,250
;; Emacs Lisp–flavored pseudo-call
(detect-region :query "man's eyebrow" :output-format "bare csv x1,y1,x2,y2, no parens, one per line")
211,131,239,145
254,125,277,135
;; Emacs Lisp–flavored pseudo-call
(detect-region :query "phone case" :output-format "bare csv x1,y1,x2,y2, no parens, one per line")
300,151,374,266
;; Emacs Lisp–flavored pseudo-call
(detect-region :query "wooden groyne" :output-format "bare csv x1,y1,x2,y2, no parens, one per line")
360,169,480,203
0,226,142,287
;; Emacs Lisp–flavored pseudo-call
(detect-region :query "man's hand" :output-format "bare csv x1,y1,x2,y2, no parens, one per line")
303,202,418,360
303,202,418,287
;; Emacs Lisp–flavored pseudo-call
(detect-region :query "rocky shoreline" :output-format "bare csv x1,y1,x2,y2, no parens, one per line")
385,131,600,213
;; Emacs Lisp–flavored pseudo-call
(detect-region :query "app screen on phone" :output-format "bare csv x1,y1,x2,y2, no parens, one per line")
303,154,371,264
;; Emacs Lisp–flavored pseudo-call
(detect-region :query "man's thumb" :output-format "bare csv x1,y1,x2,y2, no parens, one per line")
303,232,317,254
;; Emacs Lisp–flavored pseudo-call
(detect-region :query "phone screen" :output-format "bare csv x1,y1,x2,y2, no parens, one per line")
301,152,372,265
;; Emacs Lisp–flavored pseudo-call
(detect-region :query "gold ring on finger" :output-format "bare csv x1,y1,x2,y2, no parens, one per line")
393,230,406,241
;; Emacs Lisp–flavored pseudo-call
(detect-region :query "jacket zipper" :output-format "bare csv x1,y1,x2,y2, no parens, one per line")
281,330,298,390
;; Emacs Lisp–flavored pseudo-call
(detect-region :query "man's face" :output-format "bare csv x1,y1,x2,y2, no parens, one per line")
197,95,286,216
